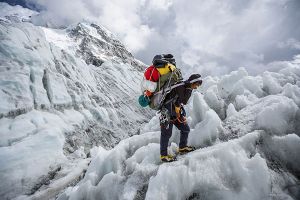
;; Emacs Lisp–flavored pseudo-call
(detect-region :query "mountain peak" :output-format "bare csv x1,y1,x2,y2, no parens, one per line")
67,22,143,69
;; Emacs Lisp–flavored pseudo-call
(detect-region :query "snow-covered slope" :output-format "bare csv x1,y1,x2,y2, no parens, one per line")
58,57,300,200
0,3,152,199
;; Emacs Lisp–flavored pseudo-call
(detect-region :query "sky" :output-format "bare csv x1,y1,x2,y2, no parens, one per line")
2,0,300,77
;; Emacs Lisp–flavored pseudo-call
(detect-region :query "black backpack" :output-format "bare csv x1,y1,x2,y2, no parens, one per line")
148,54,183,110
152,54,176,67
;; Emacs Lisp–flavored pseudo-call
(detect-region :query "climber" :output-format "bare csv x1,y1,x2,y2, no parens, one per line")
160,74,202,162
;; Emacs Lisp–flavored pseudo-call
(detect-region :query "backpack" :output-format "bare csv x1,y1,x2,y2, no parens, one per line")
152,54,176,67
148,69,183,110
139,54,183,110
144,65,160,82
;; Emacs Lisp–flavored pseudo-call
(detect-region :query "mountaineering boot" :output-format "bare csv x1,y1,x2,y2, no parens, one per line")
160,155,177,162
178,146,196,155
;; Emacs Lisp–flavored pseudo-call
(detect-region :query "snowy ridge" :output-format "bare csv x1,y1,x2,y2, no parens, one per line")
59,58,300,200
0,4,152,200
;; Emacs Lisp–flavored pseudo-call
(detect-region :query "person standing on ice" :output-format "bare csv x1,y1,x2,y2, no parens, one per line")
160,74,202,162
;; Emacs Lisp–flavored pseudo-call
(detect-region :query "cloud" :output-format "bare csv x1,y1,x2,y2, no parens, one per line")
26,0,154,52
278,38,300,50
170,0,300,76
138,0,300,76
16,0,300,76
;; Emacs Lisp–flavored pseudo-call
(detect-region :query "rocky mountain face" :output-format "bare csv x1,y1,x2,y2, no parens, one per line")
69,23,144,70
0,3,152,199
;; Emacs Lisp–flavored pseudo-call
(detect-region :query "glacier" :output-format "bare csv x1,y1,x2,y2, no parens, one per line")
57,59,300,200
0,3,300,200
0,3,152,199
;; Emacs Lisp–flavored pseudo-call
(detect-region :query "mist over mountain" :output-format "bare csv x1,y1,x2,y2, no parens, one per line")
3,0,300,77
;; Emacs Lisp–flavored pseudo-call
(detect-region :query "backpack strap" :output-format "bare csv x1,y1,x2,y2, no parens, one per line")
157,70,176,108
155,81,185,95
157,83,185,110
155,76,201,110
163,94,178,106
157,76,201,94
149,67,155,82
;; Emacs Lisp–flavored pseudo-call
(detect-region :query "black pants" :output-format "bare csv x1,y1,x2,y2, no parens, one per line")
160,120,190,156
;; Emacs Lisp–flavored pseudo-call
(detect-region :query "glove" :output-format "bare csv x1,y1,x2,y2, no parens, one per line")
177,116,187,124
175,106,187,124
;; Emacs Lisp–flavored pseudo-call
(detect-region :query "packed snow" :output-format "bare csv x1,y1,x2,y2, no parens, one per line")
0,3,300,200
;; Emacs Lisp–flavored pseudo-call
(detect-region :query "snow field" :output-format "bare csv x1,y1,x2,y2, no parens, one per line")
0,109,92,198
282,83,300,106
59,130,276,200
1,14,152,199
262,71,283,95
266,134,300,173
60,59,300,199
188,109,222,147
58,131,161,200
255,96,297,135
226,103,238,117
146,132,270,200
